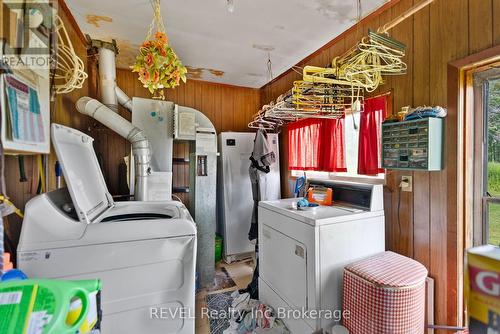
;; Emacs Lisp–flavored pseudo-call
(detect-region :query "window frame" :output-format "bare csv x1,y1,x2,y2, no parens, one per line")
448,45,500,327
472,67,500,246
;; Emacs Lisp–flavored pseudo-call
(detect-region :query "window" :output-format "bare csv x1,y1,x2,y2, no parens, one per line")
290,112,384,183
484,77,500,245
344,112,361,175
474,70,500,246
289,95,389,184
328,111,384,181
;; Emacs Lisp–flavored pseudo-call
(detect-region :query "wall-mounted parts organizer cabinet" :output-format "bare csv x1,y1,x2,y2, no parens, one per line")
382,118,444,171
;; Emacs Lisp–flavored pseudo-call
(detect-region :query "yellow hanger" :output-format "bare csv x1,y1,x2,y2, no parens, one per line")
0,195,24,218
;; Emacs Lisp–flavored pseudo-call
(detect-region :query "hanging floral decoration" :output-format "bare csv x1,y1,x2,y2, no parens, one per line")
131,0,187,99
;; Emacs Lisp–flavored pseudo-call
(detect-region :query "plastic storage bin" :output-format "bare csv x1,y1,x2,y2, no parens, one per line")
343,251,428,334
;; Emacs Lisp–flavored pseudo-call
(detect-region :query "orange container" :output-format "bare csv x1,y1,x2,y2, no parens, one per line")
307,187,333,206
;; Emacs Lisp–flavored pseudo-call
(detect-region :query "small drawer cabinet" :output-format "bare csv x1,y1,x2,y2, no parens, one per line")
382,117,444,171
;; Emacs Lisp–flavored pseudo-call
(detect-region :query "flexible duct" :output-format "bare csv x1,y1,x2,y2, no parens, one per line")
76,97,151,201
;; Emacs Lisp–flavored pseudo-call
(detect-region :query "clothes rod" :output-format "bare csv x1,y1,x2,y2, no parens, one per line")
378,0,435,34
368,90,392,99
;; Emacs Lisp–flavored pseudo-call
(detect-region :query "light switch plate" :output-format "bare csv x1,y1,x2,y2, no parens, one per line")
401,175,413,192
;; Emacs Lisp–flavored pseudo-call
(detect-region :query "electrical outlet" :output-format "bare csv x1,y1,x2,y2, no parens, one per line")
401,175,413,192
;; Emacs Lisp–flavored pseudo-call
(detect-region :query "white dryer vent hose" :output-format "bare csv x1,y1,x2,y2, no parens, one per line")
76,97,151,201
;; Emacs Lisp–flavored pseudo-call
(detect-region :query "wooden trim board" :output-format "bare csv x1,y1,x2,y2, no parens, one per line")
448,45,500,327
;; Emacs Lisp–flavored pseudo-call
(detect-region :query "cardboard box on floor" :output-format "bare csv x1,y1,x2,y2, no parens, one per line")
466,245,500,333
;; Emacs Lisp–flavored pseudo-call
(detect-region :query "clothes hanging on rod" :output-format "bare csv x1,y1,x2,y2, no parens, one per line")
248,127,276,241
368,90,392,100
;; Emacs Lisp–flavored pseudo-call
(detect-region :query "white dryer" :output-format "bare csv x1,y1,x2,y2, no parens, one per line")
258,180,385,334
18,124,196,334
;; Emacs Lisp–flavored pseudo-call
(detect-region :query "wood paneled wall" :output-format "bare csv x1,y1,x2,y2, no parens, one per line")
3,2,91,256
261,0,500,330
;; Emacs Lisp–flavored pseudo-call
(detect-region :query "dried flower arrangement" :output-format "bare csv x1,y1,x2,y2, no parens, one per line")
131,0,186,98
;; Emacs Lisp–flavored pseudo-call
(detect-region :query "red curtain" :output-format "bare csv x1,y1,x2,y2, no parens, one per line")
288,118,346,172
358,96,387,175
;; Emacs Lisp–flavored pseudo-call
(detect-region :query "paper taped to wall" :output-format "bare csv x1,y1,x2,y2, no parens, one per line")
4,74,45,144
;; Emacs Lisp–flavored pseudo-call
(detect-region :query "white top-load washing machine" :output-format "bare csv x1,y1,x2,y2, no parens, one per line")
18,124,197,334
258,180,385,334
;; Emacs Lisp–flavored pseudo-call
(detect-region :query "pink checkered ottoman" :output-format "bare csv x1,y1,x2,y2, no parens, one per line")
342,251,428,334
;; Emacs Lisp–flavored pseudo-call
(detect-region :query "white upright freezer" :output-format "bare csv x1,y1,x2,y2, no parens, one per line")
218,132,280,263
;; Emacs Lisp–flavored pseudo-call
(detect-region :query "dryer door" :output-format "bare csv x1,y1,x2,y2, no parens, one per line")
260,224,308,309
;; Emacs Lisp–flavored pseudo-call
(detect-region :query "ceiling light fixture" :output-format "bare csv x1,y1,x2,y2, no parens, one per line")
226,0,235,13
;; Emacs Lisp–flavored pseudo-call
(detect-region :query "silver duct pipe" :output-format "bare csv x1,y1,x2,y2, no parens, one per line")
76,97,150,201
98,47,118,112
96,42,133,113
115,86,133,112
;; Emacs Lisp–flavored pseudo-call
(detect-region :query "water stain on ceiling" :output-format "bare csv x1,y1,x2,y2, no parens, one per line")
186,66,203,79
66,0,388,88
96,38,227,82
208,69,224,77
86,14,113,28
186,66,225,80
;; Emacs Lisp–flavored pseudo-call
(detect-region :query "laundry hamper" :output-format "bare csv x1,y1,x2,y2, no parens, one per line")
343,251,428,334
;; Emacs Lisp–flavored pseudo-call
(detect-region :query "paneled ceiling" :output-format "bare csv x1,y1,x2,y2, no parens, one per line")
66,0,388,88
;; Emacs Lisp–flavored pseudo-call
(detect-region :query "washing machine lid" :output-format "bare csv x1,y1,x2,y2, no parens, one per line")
51,124,114,224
